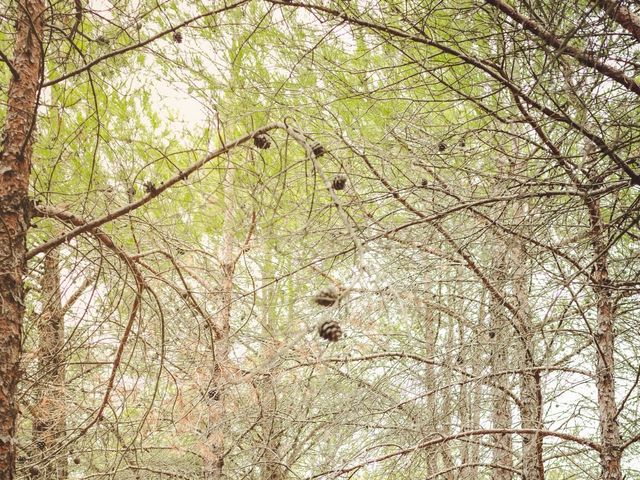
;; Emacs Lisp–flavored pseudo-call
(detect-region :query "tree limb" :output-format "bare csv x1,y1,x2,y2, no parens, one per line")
484,0,640,96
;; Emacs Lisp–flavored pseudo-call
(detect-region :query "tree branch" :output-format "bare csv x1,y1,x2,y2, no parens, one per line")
42,0,250,87
27,122,285,259
309,428,601,479
592,0,640,43
269,0,640,185
0,50,19,80
484,0,640,96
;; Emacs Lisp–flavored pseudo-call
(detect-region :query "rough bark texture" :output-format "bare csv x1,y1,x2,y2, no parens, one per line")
0,1,44,478
587,195,622,480
32,250,68,479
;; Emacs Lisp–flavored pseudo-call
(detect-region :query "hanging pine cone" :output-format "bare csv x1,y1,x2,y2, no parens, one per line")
173,31,183,43
313,286,340,307
207,388,220,401
318,320,342,341
438,142,446,152
332,174,347,191
253,134,271,149
311,141,326,157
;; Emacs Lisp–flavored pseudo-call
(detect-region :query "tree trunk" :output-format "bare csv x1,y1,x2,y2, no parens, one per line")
489,250,514,480
0,1,44,478
422,276,439,477
260,378,284,480
587,196,622,480
203,161,236,480
464,290,485,480
258,252,285,480
32,250,68,479
510,239,544,480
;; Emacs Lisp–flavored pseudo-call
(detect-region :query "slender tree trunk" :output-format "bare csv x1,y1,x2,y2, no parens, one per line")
0,1,44,478
489,250,514,480
457,336,471,480
510,239,544,480
422,277,439,477
204,162,236,480
465,290,485,480
438,314,455,480
587,196,622,480
32,250,68,479
258,252,285,480
260,379,284,480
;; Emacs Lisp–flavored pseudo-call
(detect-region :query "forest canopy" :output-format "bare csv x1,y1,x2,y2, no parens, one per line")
1,1,640,479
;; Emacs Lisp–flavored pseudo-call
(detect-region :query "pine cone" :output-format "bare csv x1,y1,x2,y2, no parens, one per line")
313,286,340,307
311,141,326,157
318,320,342,341
332,174,347,191
253,134,271,149
173,31,183,43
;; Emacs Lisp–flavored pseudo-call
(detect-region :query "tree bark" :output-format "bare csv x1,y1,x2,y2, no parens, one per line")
422,276,440,478
509,239,544,480
593,0,640,43
32,249,68,479
587,195,622,480
0,1,44,478
259,378,284,480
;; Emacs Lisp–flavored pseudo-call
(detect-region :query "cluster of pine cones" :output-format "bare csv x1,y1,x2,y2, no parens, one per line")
313,286,343,342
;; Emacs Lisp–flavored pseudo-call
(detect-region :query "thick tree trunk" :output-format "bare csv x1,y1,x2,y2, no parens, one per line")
587,196,622,480
32,250,68,479
0,1,44,478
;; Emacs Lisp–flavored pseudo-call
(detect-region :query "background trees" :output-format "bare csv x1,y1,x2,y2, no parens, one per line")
1,0,639,479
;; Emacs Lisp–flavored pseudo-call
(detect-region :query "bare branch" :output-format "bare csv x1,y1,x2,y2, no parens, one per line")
42,0,250,88
27,122,285,259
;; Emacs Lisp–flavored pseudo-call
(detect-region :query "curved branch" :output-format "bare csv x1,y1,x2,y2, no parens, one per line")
27,122,285,259
593,0,640,44
485,0,640,96
32,204,147,443
270,0,640,185
42,0,250,87
309,428,600,479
